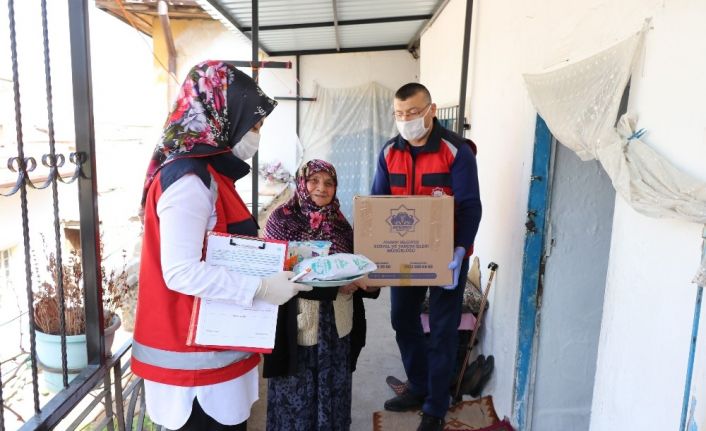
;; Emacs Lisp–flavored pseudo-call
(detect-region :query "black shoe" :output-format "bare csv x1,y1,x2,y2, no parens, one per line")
383,390,424,412
469,355,494,397
417,413,444,431
458,354,485,395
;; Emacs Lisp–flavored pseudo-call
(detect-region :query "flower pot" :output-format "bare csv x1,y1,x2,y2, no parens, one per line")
104,313,121,356
35,330,86,393
35,314,122,392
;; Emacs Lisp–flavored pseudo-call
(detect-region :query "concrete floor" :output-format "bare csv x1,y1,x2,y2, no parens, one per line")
350,288,405,429
248,288,404,430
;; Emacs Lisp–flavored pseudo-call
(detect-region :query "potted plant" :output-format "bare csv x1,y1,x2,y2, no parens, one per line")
32,241,128,392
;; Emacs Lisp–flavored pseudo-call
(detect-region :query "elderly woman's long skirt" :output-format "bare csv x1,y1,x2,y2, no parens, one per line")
266,300,352,431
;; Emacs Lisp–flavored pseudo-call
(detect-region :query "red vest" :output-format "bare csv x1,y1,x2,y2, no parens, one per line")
384,137,458,196
132,156,260,386
382,125,477,255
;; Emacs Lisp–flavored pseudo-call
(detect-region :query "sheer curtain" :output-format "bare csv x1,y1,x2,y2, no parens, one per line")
300,82,397,221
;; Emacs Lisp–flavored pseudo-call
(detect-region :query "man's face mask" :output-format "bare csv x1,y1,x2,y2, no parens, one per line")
395,105,432,142
232,130,261,160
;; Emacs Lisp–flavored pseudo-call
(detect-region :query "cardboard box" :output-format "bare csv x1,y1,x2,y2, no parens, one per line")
353,195,454,286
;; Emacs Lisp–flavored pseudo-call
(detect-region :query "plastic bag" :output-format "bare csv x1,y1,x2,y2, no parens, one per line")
293,253,377,281
285,240,331,270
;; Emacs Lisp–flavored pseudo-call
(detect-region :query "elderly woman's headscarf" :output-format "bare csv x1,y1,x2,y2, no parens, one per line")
141,60,276,206
264,159,353,254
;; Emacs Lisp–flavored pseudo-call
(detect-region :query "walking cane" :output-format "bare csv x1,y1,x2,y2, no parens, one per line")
453,262,498,402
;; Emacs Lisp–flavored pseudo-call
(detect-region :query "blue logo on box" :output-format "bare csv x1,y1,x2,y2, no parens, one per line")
386,205,419,237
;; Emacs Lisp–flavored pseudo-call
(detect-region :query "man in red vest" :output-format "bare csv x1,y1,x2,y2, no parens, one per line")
372,83,482,431
133,61,311,431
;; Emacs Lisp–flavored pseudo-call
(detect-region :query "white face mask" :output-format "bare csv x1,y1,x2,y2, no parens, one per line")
231,130,260,160
395,105,432,142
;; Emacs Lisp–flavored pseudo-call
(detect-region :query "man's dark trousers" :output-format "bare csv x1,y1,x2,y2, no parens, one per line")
390,257,469,419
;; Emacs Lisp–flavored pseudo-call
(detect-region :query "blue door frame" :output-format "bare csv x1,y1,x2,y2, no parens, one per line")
680,226,705,431
512,115,553,431
514,117,705,431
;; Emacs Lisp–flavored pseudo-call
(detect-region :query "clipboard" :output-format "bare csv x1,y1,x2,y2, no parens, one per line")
186,232,288,352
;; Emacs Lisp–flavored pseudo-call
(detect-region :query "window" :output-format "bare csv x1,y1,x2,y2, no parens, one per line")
63,220,81,252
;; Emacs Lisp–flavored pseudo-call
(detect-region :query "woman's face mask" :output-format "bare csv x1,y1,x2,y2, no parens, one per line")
231,130,261,160
395,105,432,142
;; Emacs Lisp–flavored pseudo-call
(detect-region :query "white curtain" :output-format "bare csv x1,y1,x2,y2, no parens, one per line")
523,23,706,284
300,82,397,221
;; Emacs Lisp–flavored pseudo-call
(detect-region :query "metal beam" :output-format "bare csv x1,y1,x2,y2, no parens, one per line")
331,0,341,51
68,0,105,366
296,55,300,137
269,44,409,57
456,0,473,135
241,14,432,32
274,96,316,102
251,0,259,221
225,60,291,69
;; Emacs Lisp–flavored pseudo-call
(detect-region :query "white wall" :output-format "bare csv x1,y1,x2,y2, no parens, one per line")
420,0,706,428
589,2,706,428
419,0,466,108
298,50,418,99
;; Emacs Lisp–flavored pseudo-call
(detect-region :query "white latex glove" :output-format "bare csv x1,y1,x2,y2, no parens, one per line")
255,271,313,305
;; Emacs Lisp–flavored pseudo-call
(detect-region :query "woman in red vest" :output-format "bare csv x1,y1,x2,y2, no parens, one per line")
133,60,311,431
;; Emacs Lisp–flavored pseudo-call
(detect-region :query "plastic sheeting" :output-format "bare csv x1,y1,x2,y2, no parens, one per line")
300,82,397,221
523,24,706,283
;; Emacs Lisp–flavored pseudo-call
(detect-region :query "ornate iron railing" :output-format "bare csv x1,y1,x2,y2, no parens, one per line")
1,1,149,429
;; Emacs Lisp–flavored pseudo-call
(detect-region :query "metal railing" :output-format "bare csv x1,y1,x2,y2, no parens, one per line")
1,1,148,429
436,105,470,134
19,342,157,431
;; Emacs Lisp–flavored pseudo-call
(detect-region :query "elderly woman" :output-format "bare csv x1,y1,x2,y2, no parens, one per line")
263,159,379,431
133,61,310,431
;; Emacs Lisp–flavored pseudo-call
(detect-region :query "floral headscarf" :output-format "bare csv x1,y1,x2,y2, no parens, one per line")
141,60,277,206
264,160,353,254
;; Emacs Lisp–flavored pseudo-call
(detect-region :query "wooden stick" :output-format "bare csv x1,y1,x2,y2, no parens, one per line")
453,262,498,401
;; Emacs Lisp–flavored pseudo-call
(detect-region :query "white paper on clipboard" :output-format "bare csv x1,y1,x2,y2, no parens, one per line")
187,232,287,352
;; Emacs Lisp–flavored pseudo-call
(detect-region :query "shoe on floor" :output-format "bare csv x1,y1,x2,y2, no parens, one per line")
469,355,494,398
417,413,445,431
383,389,424,412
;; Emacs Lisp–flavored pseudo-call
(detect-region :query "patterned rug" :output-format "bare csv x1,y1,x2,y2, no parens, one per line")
372,396,513,431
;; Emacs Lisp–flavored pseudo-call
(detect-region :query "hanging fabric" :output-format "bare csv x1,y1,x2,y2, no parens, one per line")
299,82,397,221
523,22,706,281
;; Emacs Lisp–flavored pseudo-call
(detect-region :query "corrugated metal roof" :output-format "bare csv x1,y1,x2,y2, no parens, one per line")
338,21,424,47
259,27,338,52
197,0,447,56
335,0,437,21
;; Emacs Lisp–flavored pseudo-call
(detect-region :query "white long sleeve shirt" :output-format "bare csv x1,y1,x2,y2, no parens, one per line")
143,174,260,429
